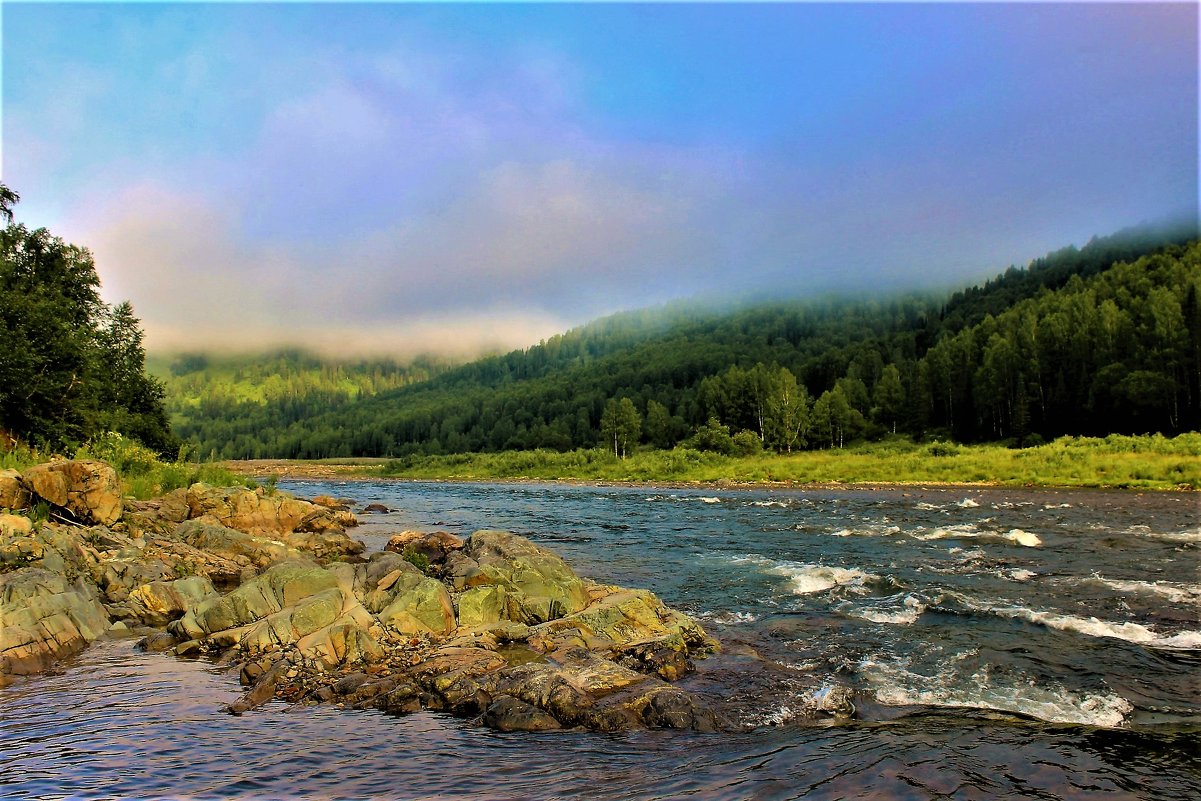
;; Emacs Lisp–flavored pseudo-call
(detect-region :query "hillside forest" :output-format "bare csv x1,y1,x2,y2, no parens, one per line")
159,225,1201,460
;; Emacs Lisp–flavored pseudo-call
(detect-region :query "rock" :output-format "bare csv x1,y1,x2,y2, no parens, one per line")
1,568,110,674
457,585,508,627
449,530,591,624
175,561,339,640
384,531,464,565
0,513,33,537
127,575,218,626
362,503,391,514
137,632,178,652
21,460,122,525
483,696,562,732
185,483,358,540
638,687,719,732
0,469,30,510
172,519,299,570
361,559,456,636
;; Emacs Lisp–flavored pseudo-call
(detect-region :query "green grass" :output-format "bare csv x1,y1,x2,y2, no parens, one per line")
375,433,1201,490
3,432,255,501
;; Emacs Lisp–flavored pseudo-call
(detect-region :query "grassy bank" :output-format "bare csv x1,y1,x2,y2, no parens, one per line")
374,434,1201,490
2,433,255,500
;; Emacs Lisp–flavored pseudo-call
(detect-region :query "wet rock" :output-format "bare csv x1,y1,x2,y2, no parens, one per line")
483,695,562,732
127,575,218,626
638,687,719,732
21,460,123,526
0,568,110,674
362,503,391,514
137,632,178,652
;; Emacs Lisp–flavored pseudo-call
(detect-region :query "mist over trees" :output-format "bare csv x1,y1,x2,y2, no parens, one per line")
162,223,1200,460
0,184,174,453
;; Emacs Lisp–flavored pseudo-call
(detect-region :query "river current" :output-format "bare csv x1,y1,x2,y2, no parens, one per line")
2,481,1198,799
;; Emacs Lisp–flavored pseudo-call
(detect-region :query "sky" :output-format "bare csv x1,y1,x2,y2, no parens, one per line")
2,1,1197,356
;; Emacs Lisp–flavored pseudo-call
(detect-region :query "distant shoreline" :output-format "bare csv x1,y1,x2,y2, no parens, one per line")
219,453,1197,493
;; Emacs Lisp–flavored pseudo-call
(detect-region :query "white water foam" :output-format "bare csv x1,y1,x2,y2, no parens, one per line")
915,502,944,511
768,562,879,595
912,524,1042,547
862,659,1133,728
957,498,980,508
984,604,1201,650
1003,568,1038,582
847,594,926,625
830,524,901,538
749,500,790,508
698,610,760,625
698,496,721,504
1078,575,1201,605
1144,527,1201,543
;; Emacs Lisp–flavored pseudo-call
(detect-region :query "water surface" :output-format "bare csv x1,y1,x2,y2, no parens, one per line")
3,481,1198,799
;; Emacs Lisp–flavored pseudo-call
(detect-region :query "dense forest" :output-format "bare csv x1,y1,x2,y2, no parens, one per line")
0,184,174,454
161,222,1200,459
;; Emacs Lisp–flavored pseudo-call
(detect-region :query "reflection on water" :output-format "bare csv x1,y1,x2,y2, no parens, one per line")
2,482,1198,800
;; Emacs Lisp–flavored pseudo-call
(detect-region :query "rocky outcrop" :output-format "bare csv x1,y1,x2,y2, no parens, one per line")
1,465,720,733
1,568,109,674
186,484,358,540
21,460,122,525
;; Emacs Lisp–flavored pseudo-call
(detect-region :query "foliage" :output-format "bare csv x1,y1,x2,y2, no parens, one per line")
156,221,1198,459
400,547,431,574
76,431,254,500
374,433,1200,490
0,184,174,454
600,397,641,458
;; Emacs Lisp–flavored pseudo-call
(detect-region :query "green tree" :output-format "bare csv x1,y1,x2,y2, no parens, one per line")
644,399,673,449
873,363,905,434
600,397,641,458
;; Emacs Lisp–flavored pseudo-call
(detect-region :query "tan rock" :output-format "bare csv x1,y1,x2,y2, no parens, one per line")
0,469,30,510
0,513,33,537
21,460,122,526
1,568,109,674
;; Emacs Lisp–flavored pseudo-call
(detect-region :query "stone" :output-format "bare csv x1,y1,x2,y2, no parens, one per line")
361,558,456,636
451,530,591,624
456,585,508,627
127,575,218,626
384,531,464,565
362,503,391,514
185,483,358,541
0,469,30,510
21,460,122,525
172,519,298,570
0,568,110,674
0,513,33,537
483,696,562,732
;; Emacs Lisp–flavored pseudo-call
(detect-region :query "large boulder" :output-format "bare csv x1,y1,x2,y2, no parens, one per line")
0,469,30,510
175,561,340,641
171,519,299,569
384,531,464,566
127,576,218,627
21,460,122,525
186,484,356,538
446,530,590,624
359,554,456,636
1,568,109,674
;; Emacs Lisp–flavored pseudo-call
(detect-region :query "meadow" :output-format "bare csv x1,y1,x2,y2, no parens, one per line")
374,433,1201,490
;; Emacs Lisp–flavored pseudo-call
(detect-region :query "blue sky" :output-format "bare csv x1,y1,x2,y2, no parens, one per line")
3,2,1197,355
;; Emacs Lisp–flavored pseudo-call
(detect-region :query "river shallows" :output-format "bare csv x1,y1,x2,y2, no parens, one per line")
2,482,1198,799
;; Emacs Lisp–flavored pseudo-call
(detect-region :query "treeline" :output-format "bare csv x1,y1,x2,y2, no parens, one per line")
0,185,174,454
163,222,1200,459
156,351,454,461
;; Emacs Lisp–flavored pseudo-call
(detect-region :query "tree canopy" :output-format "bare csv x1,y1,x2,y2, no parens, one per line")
0,184,174,453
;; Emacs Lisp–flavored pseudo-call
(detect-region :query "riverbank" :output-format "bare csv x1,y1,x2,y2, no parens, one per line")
221,434,1200,490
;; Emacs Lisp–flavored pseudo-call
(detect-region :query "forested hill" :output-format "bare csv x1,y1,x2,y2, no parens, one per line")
163,223,1201,459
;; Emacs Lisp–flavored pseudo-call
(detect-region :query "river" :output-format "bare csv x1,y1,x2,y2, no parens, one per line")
2,481,1198,799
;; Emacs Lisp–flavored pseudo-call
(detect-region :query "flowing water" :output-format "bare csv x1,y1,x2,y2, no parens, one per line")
2,481,1198,799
